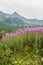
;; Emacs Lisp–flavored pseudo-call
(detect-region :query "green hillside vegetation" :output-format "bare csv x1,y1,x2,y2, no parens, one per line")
0,30,43,65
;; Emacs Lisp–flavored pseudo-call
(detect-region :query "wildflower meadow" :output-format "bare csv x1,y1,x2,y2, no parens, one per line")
0,27,43,65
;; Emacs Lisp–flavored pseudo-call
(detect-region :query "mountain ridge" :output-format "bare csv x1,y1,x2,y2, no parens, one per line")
0,11,43,27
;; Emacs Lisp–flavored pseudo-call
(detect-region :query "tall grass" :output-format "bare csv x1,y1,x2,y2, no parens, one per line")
0,27,43,65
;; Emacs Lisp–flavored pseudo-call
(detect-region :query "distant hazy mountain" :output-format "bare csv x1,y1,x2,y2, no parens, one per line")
0,11,43,27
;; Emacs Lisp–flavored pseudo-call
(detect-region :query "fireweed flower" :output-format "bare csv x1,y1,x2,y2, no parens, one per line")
18,28,24,34
13,33,18,37
2,27,43,40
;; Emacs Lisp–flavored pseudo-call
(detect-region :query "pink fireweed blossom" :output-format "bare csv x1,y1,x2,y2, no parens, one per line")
2,27,43,40
13,32,18,37
18,29,24,34
4,33,10,38
10,33,14,37
24,27,31,33
2,33,10,40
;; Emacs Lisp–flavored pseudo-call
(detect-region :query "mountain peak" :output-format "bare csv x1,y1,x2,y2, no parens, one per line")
13,12,18,14
13,12,20,16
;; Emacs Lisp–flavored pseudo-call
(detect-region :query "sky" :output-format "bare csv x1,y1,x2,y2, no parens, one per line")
0,0,43,19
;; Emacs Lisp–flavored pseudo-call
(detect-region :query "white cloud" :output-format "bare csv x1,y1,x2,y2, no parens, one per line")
0,0,43,19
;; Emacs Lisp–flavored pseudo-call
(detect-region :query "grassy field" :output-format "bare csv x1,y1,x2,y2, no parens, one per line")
0,27,43,65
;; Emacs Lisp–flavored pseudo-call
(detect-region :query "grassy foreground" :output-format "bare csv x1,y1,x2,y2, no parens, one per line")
0,27,43,65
